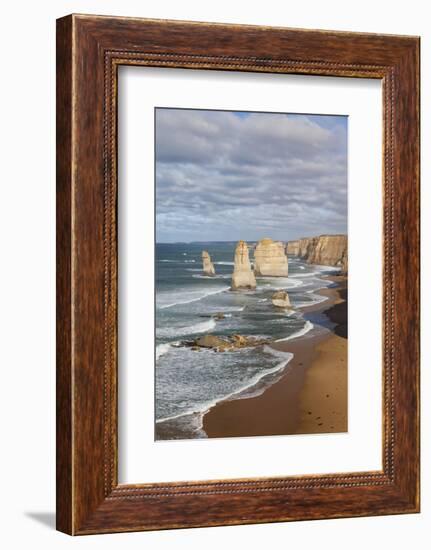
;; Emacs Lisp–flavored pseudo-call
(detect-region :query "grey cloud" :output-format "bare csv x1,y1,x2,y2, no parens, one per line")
155,109,347,242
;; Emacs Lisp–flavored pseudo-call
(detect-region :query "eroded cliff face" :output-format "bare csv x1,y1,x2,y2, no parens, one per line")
254,238,289,277
286,234,347,272
231,241,256,290
202,250,215,276
286,241,300,255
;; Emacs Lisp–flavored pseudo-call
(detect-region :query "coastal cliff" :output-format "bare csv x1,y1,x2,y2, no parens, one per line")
285,240,300,255
254,238,289,277
286,234,347,272
231,241,257,290
202,250,215,276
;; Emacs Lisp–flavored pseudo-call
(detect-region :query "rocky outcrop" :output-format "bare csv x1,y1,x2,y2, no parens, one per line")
286,234,347,273
194,335,230,350
182,333,271,352
271,290,292,308
231,241,257,290
213,312,226,321
254,238,289,277
202,250,215,276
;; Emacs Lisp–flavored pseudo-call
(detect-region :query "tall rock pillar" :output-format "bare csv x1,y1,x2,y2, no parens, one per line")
202,250,215,276
231,241,257,290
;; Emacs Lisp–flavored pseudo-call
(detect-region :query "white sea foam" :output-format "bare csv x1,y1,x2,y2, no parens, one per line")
204,305,245,313
156,346,294,425
257,277,303,289
289,272,318,279
221,349,294,402
156,342,173,360
291,264,340,278
214,261,234,266
156,318,216,338
159,259,176,263
156,410,208,438
192,274,231,280
262,345,295,361
184,259,195,263
312,264,341,272
157,286,229,309
269,310,297,320
295,293,329,308
275,320,314,342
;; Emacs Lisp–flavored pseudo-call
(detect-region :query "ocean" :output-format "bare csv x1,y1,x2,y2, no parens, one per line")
155,241,339,439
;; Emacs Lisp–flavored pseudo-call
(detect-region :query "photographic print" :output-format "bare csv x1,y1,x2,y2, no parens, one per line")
155,107,348,441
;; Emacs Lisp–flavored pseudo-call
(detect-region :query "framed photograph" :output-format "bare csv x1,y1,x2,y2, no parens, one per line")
56,14,420,534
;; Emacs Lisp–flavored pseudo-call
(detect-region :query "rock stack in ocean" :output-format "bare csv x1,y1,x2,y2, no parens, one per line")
271,290,292,308
254,238,289,277
231,241,256,290
202,250,215,277
286,234,348,273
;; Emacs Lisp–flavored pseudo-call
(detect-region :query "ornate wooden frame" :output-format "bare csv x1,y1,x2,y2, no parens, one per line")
56,14,420,534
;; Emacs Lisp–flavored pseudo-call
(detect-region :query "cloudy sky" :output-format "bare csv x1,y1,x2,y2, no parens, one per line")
155,108,347,243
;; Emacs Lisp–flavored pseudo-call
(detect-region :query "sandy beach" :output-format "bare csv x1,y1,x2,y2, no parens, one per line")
203,275,348,438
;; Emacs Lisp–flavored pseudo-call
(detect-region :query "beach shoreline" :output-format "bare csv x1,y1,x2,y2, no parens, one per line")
202,274,348,438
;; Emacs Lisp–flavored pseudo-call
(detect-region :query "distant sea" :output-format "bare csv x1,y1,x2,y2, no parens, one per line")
155,241,339,439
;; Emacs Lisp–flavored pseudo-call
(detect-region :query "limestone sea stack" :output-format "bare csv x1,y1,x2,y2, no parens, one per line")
254,238,289,277
271,290,292,308
202,250,215,277
231,241,256,290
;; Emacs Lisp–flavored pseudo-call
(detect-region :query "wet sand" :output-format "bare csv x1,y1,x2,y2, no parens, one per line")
293,333,347,434
203,276,348,438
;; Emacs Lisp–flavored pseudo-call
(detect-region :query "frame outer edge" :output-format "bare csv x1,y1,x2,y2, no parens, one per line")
393,39,420,510
56,14,421,535
56,14,74,535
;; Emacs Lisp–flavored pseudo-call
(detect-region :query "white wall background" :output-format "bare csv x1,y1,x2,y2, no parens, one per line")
0,1,427,548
